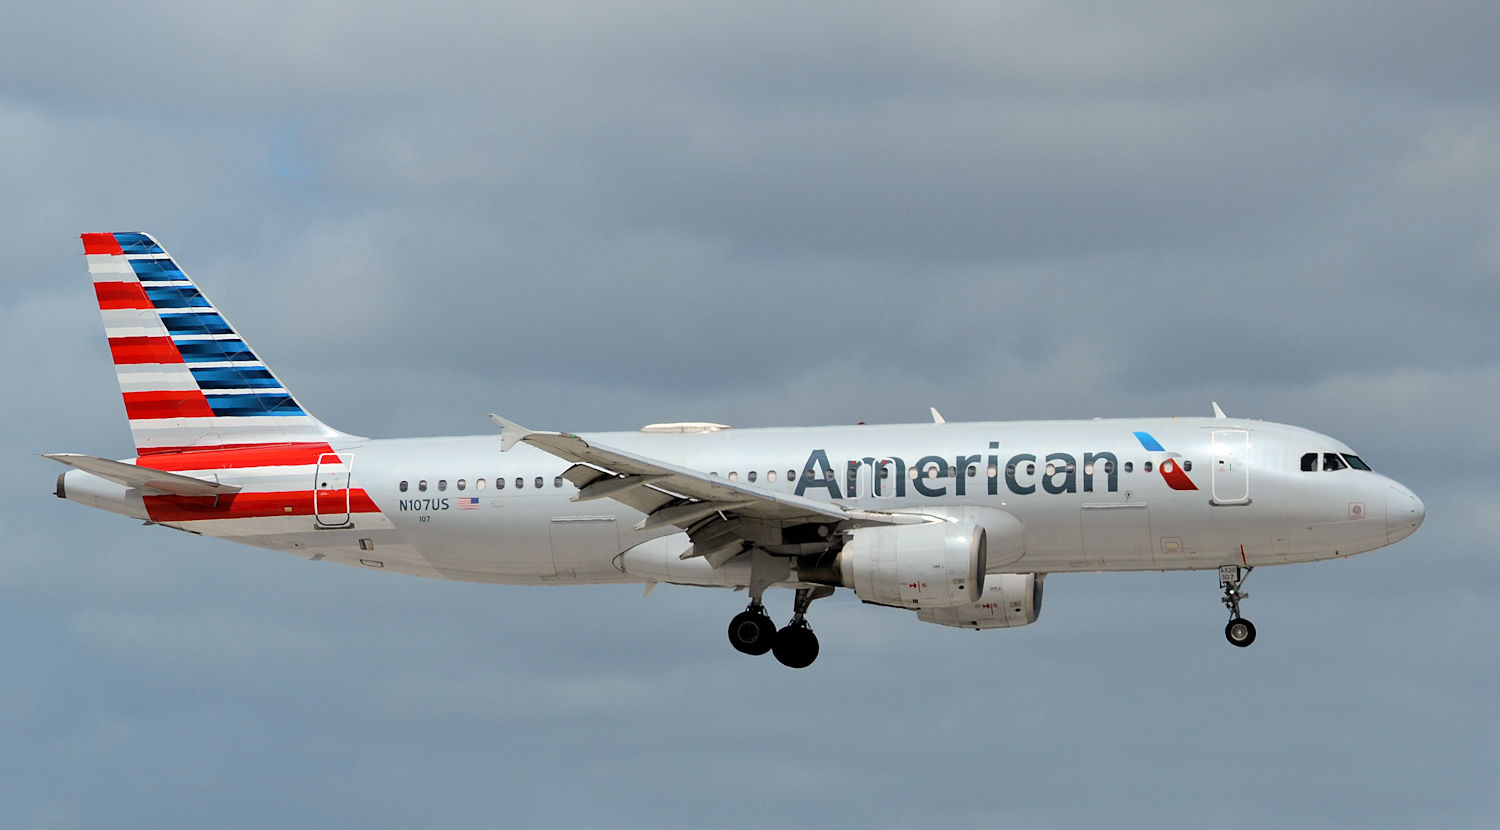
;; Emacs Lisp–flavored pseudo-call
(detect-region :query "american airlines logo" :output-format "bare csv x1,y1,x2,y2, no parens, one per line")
794,431,1197,500
1131,431,1199,491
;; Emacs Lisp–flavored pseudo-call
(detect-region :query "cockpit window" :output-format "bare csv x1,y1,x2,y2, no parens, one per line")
1300,452,1318,472
1342,454,1372,472
1323,453,1348,472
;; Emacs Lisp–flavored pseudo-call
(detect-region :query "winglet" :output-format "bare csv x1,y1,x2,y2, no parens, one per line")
930,407,946,424
1211,402,1228,419
489,414,534,452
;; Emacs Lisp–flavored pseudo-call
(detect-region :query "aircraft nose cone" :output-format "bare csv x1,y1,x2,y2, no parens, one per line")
1386,485,1425,544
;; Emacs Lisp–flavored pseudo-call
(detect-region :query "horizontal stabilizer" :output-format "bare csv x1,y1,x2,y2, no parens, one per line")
43,453,242,497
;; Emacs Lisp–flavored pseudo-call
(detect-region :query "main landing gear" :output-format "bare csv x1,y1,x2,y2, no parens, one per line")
1219,565,1256,647
727,604,777,656
727,586,833,668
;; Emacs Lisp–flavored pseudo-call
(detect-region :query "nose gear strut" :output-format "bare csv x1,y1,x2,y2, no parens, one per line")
1219,565,1256,647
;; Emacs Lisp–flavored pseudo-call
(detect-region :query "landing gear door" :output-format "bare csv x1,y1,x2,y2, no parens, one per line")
314,452,354,528
1210,430,1250,505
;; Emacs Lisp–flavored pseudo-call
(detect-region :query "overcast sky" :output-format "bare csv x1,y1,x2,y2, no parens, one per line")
3,2,1497,827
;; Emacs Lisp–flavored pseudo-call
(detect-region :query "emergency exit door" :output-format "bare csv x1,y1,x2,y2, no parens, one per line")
1210,431,1250,505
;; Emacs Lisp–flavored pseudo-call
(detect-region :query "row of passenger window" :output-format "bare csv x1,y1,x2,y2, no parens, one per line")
711,459,1191,481
398,476,566,493
1301,452,1372,472
398,455,1210,495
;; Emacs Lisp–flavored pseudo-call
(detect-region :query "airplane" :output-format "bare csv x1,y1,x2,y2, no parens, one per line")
48,232,1426,668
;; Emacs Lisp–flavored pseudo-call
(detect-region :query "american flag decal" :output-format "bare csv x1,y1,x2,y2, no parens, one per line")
457,497,480,510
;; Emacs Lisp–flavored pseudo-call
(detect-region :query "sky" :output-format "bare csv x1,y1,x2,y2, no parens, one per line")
3,1,1497,827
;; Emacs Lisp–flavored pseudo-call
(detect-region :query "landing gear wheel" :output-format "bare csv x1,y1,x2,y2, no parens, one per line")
771,621,819,669
728,609,777,656
1225,617,1257,648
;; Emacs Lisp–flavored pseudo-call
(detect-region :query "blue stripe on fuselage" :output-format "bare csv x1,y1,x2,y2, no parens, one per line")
1133,431,1166,452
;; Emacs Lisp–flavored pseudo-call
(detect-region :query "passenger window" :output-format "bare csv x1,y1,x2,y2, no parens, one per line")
496,477,505,490
456,479,466,491
399,480,408,492
1182,460,1192,472
1144,462,1153,473
554,476,563,488
515,477,524,489
728,472,738,481
1342,454,1372,471
1025,463,1035,476
1323,453,1347,472
768,470,777,483
534,476,544,489
747,471,757,483
967,465,977,477
1301,453,1318,472
437,480,447,492
476,478,486,491
1123,461,1133,473
418,480,428,492
787,470,796,482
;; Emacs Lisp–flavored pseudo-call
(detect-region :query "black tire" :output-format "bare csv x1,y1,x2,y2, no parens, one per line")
1225,617,1257,648
771,623,819,669
728,610,777,656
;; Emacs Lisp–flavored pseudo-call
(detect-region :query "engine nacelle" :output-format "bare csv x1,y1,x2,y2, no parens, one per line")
916,573,1045,630
838,522,986,609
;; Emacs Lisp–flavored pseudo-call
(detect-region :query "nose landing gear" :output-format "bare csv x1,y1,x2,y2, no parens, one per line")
1219,565,1256,647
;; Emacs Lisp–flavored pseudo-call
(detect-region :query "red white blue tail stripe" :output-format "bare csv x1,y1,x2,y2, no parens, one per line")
83,232,349,455
75,233,403,551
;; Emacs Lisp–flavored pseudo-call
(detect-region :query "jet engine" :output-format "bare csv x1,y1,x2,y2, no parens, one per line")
916,573,1045,629
833,521,987,609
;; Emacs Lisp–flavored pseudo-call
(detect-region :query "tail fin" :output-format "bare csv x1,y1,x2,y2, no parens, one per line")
81,232,353,455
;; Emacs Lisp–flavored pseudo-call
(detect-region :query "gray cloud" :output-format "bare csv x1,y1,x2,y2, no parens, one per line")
4,2,1496,827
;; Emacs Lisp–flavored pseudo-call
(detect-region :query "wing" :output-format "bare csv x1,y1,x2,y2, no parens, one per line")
491,415,900,566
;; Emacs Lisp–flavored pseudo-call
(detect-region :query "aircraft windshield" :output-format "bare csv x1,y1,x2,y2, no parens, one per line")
1302,452,1374,472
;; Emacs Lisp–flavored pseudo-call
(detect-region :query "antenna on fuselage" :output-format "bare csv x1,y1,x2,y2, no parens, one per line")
1211,402,1228,419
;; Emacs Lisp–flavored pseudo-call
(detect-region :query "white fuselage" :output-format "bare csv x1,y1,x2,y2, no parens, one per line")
59,416,1425,589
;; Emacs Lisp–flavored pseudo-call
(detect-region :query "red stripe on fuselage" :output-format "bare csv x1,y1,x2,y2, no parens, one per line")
95,282,153,310
109,336,184,365
137,443,339,471
136,441,322,457
123,390,214,420
143,489,380,523
82,233,123,255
